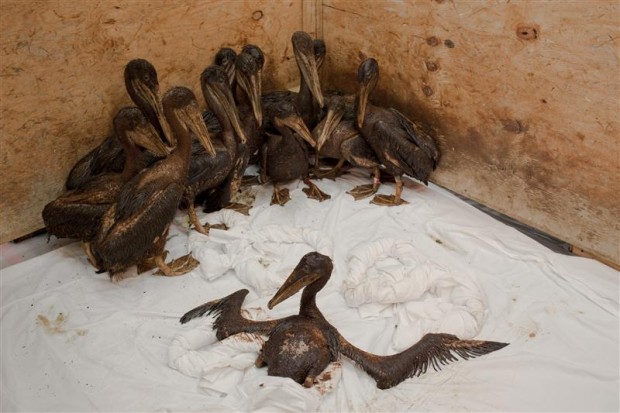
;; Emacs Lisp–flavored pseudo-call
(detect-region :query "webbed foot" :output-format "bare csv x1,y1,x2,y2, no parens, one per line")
241,175,261,187
370,194,409,206
154,253,199,276
205,222,229,232
302,179,331,202
347,183,379,200
224,202,252,216
137,250,169,274
271,187,291,206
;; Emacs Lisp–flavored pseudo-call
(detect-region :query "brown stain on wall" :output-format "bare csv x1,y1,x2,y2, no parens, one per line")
1,0,619,266
0,0,304,243
321,0,620,265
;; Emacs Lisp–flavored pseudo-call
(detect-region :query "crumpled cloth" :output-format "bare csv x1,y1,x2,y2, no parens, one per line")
190,211,333,296
342,238,486,350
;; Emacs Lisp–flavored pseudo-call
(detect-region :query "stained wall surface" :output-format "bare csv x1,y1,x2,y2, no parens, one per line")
1,0,619,267
321,0,619,266
0,0,305,242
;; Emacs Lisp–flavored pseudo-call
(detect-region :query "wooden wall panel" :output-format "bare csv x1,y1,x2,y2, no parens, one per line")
321,0,620,266
1,0,619,268
0,0,304,242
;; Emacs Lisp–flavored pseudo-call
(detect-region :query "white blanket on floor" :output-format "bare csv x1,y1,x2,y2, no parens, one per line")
1,168,618,412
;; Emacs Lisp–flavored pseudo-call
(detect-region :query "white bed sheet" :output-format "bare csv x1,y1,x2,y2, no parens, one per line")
1,168,618,412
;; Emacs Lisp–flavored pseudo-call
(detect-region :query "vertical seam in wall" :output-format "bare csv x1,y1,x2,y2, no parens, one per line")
302,0,323,39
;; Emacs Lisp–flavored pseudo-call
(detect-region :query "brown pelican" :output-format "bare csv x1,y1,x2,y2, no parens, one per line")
180,252,508,389
260,102,330,206
43,107,168,241
262,31,325,132
312,94,382,200
86,87,215,279
65,59,174,190
186,65,249,233
355,58,440,206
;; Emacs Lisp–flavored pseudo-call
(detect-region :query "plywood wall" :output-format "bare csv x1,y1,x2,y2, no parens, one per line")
321,0,620,266
0,0,307,243
1,0,619,267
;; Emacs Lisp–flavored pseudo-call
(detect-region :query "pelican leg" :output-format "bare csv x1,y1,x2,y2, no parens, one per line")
302,178,331,202
81,241,99,270
137,250,168,274
371,175,409,206
348,166,381,200
154,253,199,276
271,183,291,206
303,376,319,388
255,352,267,368
189,201,227,234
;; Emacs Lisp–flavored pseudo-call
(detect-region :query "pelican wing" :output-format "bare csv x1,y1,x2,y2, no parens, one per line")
92,179,184,271
371,120,434,183
389,108,440,167
337,332,508,389
180,289,284,341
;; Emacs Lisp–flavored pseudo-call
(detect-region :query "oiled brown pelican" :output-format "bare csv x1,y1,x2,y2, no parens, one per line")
180,252,508,389
186,65,249,232
260,102,330,206
214,47,237,90
235,46,264,157
65,59,174,190
262,31,324,132
86,87,215,279
312,94,382,200
43,107,168,241
355,58,440,206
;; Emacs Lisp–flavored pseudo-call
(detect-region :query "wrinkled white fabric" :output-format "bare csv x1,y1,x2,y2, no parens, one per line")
191,214,333,296
343,238,486,349
1,169,618,412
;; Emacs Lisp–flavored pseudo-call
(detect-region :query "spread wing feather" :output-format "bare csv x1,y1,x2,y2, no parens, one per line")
180,289,284,340
337,332,508,389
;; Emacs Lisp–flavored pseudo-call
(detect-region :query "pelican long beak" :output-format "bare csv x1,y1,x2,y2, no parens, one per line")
295,49,324,108
133,79,175,147
268,261,322,309
315,105,344,151
224,63,236,89
356,82,371,129
279,114,315,148
127,121,171,156
176,105,216,157
236,70,263,127
209,81,248,145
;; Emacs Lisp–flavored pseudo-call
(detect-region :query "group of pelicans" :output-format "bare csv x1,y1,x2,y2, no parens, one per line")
41,31,506,390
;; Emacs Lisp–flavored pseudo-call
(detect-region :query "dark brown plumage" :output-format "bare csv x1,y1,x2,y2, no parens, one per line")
355,58,440,206
262,31,325,133
42,107,168,241
65,59,174,190
180,252,508,389
313,94,382,199
260,102,330,206
86,87,215,279
235,46,265,157
186,65,248,232
214,47,238,90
